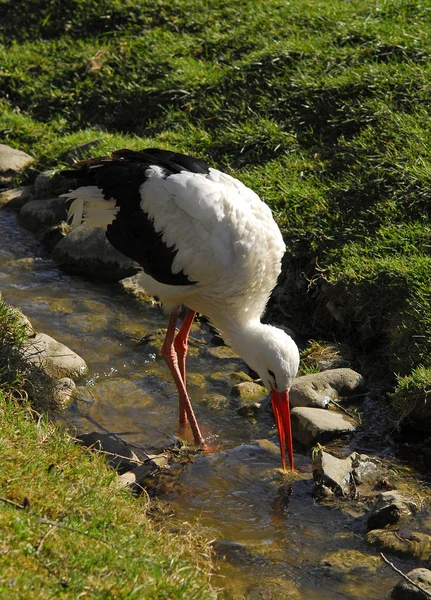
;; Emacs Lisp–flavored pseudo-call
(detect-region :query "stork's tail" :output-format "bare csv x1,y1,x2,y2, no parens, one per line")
61,186,118,229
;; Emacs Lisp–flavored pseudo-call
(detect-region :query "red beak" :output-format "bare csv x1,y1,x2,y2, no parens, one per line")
270,390,294,472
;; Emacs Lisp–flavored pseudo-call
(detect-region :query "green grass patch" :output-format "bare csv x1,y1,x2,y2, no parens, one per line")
1,0,430,427
389,366,431,431
0,397,216,599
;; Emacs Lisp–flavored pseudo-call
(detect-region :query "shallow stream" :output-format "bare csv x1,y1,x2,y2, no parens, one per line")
1,209,428,599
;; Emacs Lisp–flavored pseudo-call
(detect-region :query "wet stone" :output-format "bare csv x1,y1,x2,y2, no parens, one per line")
367,491,418,531
350,452,382,485
52,225,140,282
245,577,302,600
0,144,35,187
34,170,72,199
22,332,88,380
206,345,239,360
321,549,381,575
232,381,267,416
19,197,70,235
0,186,33,210
119,274,157,303
291,406,357,448
53,377,76,408
212,540,267,567
365,529,431,561
391,568,431,600
313,449,353,496
78,431,152,473
138,329,165,352
202,393,229,410
290,368,366,409
209,369,252,391
231,381,267,400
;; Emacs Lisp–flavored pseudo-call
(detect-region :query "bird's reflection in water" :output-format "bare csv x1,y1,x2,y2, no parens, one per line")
271,482,293,524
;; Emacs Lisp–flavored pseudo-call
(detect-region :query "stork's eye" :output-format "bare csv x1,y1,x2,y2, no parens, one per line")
268,369,277,389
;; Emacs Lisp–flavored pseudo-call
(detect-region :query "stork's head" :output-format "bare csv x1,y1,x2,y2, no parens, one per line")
231,323,299,472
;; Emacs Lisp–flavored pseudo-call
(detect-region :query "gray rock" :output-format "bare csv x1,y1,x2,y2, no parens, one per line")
19,197,70,234
0,185,33,210
321,548,380,574
22,332,88,380
313,450,383,497
350,452,382,485
78,431,150,473
11,309,35,337
52,225,140,281
312,449,353,496
53,377,76,408
290,368,366,409
366,529,431,561
0,144,35,187
34,170,72,199
291,406,357,447
368,491,417,531
232,381,267,416
78,431,166,489
231,381,267,400
391,568,431,599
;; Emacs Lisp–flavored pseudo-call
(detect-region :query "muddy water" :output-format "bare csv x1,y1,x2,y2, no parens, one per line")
0,210,417,599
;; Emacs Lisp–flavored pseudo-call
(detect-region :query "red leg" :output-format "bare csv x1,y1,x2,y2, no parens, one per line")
174,309,196,386
161,309,204,446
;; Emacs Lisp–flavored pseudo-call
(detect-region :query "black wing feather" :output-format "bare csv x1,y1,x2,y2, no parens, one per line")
61,148,208,286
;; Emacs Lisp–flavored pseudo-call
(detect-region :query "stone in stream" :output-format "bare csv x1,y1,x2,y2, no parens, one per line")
0,186,33,210
78,431,168,490
22,332,88,380
290,367,366,409
33,169,73,199
232,381,268,416
313,449,383,497
366,529,431,561
367,491,418,531
349,451,382,485
0,144,35,188
52,225,140,281
390,568,431,599
19,197,70,235
291,406,357,447
53,377,76,408
320,549,380,575
312,449,353,496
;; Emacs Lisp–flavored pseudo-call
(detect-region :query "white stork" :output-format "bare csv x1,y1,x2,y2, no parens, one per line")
62,148,300,471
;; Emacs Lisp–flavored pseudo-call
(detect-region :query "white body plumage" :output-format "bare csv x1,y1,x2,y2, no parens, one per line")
65,151,299,397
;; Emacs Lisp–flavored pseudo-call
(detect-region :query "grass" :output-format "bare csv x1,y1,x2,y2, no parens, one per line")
0,298,216,599
0,1,430,420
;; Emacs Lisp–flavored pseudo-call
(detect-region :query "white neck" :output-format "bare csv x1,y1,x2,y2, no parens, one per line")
210,315,299,392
